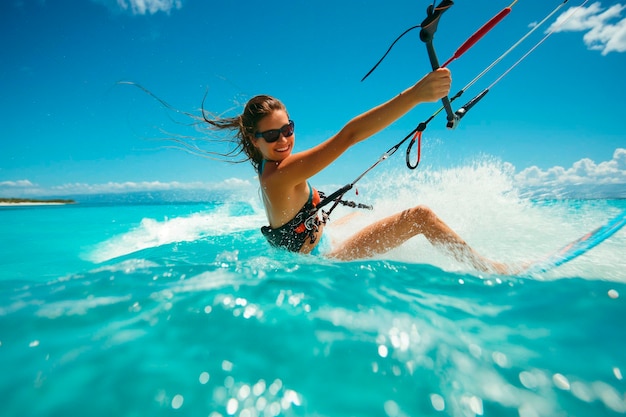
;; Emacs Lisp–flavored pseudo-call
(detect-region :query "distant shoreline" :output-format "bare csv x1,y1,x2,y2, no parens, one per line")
0,198,76,206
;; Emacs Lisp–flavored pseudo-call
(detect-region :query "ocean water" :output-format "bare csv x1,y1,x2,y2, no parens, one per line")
1,163,625,417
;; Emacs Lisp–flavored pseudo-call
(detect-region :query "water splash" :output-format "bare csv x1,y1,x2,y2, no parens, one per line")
87,158,626,280
88,203,265,263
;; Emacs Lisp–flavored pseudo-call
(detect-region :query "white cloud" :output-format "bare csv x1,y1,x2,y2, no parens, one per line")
49,179,253,195
0,178,254,198
118,0,182,15
0,179,35,188
548,2,626,55
515,148,626,187
221,178,253,188
91,0,182,15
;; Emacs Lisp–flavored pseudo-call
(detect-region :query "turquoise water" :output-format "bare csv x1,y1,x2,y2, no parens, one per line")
1,165,626,417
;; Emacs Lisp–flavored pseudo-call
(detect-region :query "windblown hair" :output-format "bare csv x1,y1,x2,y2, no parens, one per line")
200,95,287,173
120,82,286,173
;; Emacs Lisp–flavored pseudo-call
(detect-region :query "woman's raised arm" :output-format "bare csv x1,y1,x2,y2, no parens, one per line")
271,68,451,185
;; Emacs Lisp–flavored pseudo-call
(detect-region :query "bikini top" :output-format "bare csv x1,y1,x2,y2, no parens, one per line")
258,160,324,252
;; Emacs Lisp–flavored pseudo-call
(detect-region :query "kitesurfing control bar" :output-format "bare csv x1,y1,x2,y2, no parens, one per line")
323,0,580,215
420,0,458,129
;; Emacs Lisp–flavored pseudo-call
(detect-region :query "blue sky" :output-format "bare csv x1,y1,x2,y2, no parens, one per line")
1,0,625,198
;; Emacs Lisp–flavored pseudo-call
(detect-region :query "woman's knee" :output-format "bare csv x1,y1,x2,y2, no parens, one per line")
406,205,437,225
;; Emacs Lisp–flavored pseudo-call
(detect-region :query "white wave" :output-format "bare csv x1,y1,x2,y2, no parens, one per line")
89,205,265,263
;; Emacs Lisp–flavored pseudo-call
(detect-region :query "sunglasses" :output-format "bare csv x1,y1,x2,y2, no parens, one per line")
254,120,295,143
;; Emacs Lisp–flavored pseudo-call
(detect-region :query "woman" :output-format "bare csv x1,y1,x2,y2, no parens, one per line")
204,68,508,273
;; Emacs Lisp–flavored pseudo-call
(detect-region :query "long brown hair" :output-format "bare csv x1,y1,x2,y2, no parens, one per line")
200,95,287,173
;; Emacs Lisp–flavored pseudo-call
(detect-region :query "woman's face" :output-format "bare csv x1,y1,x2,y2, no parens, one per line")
252,110,294,161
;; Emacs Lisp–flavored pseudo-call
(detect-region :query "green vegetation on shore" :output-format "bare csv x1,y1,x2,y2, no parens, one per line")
0,198,76,204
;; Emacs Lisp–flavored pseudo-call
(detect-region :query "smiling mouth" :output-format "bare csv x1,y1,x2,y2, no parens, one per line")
276,145,290,152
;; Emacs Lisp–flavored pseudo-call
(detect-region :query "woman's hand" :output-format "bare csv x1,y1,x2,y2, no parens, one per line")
412,68,452,103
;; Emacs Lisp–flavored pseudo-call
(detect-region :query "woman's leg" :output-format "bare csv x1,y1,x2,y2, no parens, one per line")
327,205,508,273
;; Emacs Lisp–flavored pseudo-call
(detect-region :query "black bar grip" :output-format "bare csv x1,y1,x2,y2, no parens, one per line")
419,0,454,42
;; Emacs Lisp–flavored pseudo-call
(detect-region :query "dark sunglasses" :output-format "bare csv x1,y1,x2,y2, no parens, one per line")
254,120,295,143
